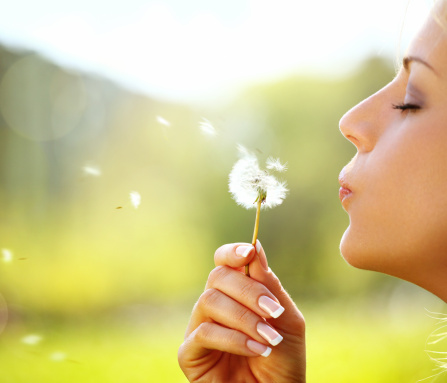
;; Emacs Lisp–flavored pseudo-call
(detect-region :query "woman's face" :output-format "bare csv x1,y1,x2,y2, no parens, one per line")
339,2,447,297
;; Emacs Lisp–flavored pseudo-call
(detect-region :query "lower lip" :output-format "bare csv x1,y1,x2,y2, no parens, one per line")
339,187,352,203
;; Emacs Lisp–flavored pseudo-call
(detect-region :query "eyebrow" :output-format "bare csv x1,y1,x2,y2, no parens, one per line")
403,56,438,75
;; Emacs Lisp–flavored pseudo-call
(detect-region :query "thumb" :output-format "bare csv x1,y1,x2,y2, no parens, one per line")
248,241,304,333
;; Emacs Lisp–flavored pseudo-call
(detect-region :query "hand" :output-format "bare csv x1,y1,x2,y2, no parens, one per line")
178,241,306,382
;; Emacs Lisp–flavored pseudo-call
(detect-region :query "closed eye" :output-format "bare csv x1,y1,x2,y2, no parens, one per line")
392,103,421,112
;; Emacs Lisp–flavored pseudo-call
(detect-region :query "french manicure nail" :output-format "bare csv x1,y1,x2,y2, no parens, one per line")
256,239,268,270
257,322,283,346
255,239,262,254
247,340,272,357
236,245,254,258
258,295,285,318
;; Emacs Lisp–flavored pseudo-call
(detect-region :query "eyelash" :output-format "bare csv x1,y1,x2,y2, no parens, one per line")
392,103,421,113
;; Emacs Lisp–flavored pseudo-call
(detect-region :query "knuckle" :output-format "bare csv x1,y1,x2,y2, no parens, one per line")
238,280,258,300
213,245,223,262
287,305,306,334
233,306,254,326
207,265,229,285
226,328,245,347
198,288,220,309
177,342,187,365
193,322,213,344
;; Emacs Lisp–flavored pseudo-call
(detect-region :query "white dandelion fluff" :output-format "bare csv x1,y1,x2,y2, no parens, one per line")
229,146,288,210
2,249,12,263
156,115,171,127
82,165,101,177
422,310,447,380
199,118,217,136
21,334,43,345
266,157,288,172
130,191,141,209
228,145,288,277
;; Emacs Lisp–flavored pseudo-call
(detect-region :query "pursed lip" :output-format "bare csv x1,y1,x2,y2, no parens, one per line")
338,168,353,205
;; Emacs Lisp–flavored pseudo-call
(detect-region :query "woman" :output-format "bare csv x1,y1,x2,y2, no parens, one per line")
178,1,447,381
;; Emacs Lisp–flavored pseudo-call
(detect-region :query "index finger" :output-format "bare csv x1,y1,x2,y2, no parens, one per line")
214,243,255,269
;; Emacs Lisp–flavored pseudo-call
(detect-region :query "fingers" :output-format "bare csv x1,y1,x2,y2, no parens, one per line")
214,243,254,270
214,241,304,333
251,265,305,335
205,266,284,320
187,288,283,347
179,322,271,369
214,242,262,271
180,240,305,373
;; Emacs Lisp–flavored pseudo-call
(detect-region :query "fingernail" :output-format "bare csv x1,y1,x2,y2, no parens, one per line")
247,340,272,357
258,296,285,318
236,245,254,258
257,322,283,346
256,239,268,270
255,239,262,254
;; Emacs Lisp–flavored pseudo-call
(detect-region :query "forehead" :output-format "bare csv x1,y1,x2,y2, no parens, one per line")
406,2,447,73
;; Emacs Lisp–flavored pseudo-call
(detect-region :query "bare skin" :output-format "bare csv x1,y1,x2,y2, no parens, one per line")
179,2,447,382
339,1,447,301
178,242,306,382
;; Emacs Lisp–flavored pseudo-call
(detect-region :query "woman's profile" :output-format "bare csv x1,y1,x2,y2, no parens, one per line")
178,1,447,381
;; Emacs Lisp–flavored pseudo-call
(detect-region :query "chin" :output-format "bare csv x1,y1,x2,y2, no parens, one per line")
339,225,377,271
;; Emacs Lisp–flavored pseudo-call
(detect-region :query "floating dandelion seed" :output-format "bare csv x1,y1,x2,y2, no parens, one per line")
50,351,67,362
130,191,141,209
266,157,288,172
199,118,217,136
82,165,101,177
156,115,171,127
229,145,288,276
22,334,43,345
1,249,12,263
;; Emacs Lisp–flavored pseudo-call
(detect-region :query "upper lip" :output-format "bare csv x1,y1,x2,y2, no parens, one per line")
338,167,353,192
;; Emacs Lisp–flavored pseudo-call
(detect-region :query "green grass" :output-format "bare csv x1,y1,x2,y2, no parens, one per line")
0,301,442,383
0,312,189,383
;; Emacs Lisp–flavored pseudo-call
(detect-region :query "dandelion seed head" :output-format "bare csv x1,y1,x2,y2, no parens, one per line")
2,249,12,263
82,165,101,177
156,115,171,127
22,334,43,345
130,191,141,209
236,143,250,157
266,157,288,172
50,351,67,362
229,147,288,209
199,118,217,136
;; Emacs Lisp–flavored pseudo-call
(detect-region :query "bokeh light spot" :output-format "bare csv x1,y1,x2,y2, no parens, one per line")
0,55,86,141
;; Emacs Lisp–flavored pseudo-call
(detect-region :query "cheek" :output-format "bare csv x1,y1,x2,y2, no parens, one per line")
340,121,447,274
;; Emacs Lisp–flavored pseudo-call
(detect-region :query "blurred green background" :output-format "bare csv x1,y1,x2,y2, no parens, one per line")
0,45,445,382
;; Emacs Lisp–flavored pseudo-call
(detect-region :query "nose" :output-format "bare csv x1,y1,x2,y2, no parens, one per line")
339,87,386,153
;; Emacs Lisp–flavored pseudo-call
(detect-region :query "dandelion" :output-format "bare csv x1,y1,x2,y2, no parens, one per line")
266,156,288,172
199,118,217,136
156,115,171,127
130,191,141,209
1,249,12,263
21,334,43,345
82,164,101,177
229,145,288,276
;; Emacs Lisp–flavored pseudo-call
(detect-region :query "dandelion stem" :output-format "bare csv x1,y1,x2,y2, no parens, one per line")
246,199,262,277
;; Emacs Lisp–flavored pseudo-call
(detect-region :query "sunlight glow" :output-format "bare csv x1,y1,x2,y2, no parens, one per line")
0,0,432,101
